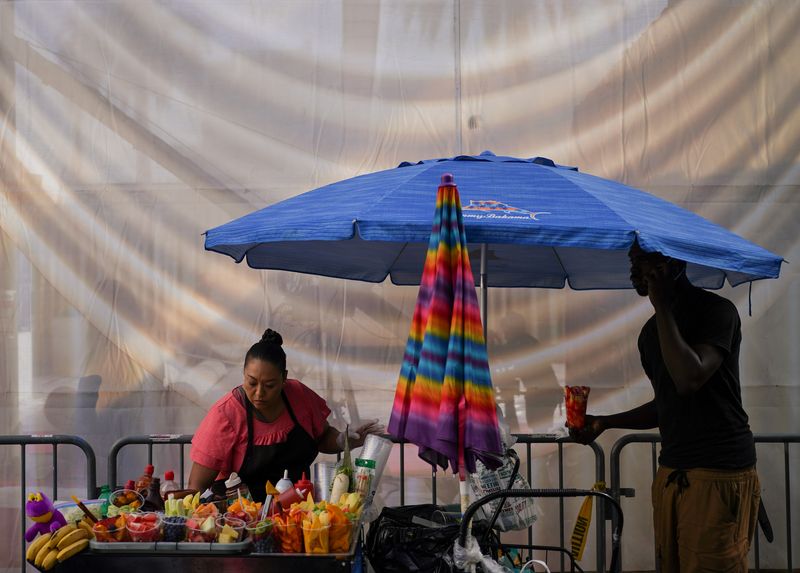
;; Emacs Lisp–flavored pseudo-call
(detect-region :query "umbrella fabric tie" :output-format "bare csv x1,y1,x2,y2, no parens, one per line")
453,533,509,573
665,469,689,494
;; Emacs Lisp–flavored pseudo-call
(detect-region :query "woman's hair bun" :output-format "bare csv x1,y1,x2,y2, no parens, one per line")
261,329,283,346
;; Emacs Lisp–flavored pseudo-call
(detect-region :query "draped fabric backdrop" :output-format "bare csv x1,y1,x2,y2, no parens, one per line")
1,1,798,570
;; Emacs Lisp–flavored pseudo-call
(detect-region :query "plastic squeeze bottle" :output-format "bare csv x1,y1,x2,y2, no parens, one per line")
135,464,155,494
224,471,252,505
275,470,293,494
160,470,180,498
293,471,314,501
275,469,301,508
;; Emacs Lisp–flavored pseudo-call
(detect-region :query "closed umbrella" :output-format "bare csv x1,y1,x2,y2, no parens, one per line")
387,173,502,480
387,173,502,519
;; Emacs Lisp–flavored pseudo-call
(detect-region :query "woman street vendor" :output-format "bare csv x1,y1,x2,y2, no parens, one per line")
188,328,383,502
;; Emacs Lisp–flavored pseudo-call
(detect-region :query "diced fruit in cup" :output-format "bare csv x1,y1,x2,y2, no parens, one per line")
125,512,162,542
185,516,218,542
92,515,128,542
215,516,245,543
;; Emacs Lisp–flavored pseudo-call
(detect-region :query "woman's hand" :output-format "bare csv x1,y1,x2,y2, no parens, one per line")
335,419,385,450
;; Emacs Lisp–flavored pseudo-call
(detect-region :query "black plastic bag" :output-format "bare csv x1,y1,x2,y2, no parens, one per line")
366,504,498,573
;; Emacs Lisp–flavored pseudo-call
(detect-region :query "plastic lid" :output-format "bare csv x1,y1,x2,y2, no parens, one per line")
225,471,242,489
145,464,154,475
124,480,136,490
164,470,174,481
440,173,455,186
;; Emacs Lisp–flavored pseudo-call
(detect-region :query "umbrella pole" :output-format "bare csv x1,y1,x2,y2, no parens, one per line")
480,243,488,340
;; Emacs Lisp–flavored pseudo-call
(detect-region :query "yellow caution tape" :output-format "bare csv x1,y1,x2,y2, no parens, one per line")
570,481,605,561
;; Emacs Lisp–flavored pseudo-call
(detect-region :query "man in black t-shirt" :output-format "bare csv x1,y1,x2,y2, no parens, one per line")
571,242,760,572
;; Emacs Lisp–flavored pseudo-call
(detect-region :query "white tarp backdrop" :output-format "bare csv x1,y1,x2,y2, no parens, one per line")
1,1,798,570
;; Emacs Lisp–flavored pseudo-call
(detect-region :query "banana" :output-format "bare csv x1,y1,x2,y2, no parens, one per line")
56,527,90,550
56,538,89,562
48,523,77,549
42,549,60,571
34,541,52,568
78,519,95,536
26,532,51,562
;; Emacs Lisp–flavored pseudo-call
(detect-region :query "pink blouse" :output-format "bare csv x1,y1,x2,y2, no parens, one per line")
190,378,331,476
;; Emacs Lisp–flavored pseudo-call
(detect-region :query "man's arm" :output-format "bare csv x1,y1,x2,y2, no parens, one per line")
645,264,725,396
653,310,724,396
570,400,658,444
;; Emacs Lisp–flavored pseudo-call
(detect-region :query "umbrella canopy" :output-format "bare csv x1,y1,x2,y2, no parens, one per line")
387,174,502,476
205,151,783,290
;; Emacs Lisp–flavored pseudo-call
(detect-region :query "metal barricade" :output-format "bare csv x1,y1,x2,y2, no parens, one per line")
609,433,799,573
108,434,193,489
0,434,97,573
508,435,606,573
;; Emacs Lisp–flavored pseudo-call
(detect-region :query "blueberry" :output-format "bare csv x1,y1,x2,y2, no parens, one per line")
162,516,186,542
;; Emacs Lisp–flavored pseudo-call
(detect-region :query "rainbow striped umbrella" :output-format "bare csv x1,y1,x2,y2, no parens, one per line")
387,173,503,482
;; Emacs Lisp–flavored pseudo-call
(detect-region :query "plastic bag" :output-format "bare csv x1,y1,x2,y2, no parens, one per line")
365,504,498,573
468,455,538,532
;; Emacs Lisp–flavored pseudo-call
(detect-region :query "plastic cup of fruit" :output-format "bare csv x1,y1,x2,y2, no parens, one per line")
108,489,144,515
274,521,303,553
302,522,330,554
185,515,218,543
125,512,162,542
224,510,256,526
215,515,245,543
329,521,353,553
245,519,274,553
162,515,187,542
92,515,128,542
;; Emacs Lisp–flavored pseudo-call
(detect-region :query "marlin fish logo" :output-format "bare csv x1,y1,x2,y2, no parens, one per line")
463,200,549,220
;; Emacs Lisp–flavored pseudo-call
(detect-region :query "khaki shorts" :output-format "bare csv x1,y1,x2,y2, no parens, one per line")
652,465,760,573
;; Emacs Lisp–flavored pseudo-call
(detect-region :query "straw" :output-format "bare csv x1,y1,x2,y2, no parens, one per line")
70,495,99,523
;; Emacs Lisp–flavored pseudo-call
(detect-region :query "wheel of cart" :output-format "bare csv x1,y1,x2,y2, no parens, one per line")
455,486,623,573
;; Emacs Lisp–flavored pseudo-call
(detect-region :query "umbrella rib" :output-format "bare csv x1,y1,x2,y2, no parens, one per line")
385,241,413,278
552,247,569,285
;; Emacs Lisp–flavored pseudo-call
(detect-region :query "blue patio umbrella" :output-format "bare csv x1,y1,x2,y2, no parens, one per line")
205,151,783,299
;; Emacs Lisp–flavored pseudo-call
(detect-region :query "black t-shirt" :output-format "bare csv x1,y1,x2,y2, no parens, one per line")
638,287,756,469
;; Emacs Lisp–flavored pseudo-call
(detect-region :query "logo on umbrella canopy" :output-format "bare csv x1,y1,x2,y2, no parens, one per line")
463,200,549,221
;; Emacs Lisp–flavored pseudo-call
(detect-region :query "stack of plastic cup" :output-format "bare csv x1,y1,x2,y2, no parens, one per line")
358,434,393,499
312,461,337,502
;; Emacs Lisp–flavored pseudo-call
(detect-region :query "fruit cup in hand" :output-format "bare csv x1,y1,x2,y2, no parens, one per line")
125,512,162,542
185,515,218,542
564,386,591,429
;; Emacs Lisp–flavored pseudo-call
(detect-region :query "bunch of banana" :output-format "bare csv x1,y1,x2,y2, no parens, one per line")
26,523,91,570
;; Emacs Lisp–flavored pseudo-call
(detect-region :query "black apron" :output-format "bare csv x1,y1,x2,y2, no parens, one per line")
237,391,319,503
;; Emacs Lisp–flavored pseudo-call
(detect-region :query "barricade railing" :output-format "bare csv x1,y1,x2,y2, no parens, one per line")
0,434,97,573
107,433,606,572
609,433,799,573
107,434,193,489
